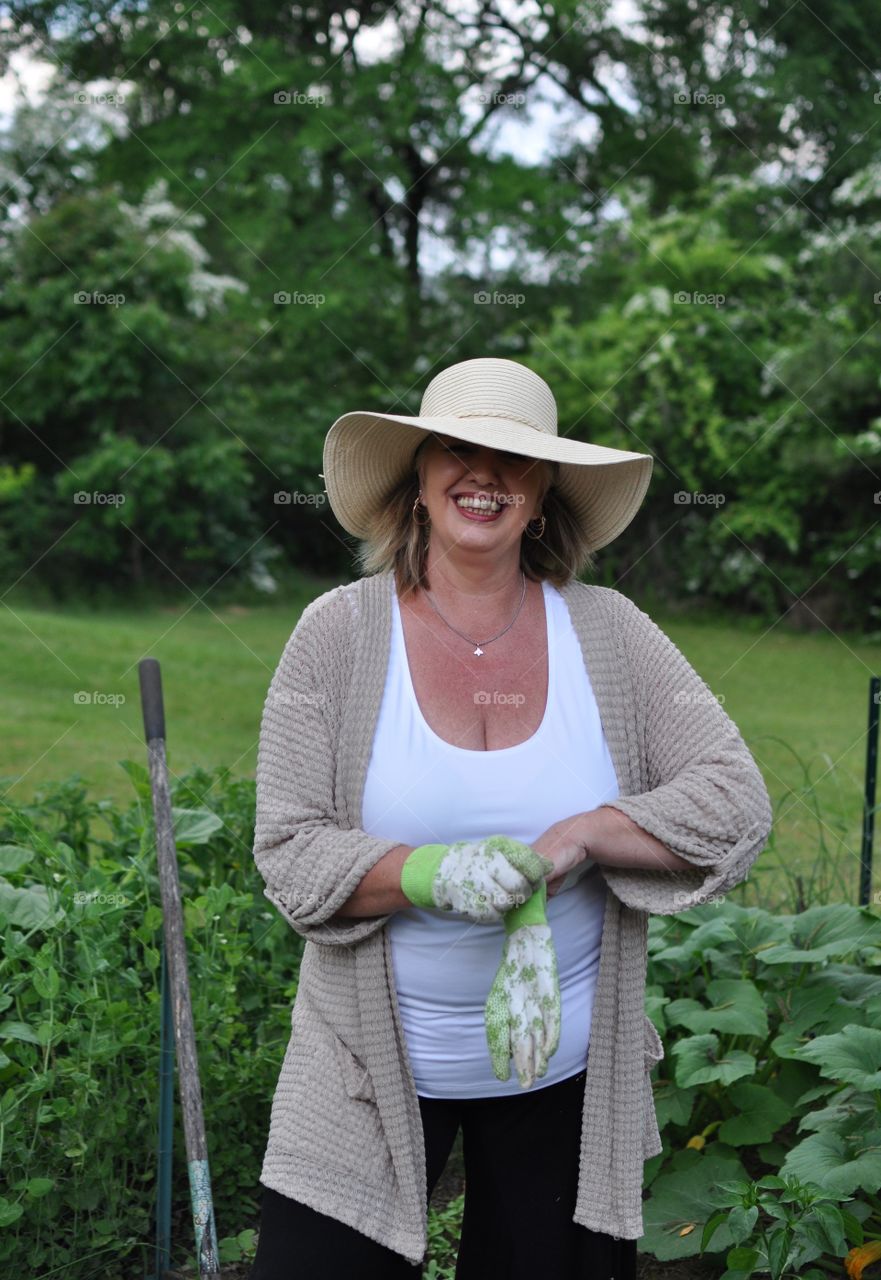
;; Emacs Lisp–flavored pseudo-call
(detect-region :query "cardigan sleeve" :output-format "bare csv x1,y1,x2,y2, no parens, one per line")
252,597,401,948
598,593,773,915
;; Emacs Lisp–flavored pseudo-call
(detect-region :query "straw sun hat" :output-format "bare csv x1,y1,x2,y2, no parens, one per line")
321,357,653,550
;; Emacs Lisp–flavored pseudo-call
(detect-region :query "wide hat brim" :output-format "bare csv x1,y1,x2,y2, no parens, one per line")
322,411,653,552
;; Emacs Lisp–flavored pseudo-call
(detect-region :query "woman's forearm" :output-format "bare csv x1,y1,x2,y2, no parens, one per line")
328,843,416,919
583,805,695,871
329,806,693,925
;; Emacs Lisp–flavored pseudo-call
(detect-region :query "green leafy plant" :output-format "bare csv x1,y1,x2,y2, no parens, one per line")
640,898,881,1273
702,1173,866,1279
424,1192,464,1279
0,765,297,1279
5,767,881,1278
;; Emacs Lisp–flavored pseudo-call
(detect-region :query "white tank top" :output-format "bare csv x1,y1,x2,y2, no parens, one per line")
361,576,620,1097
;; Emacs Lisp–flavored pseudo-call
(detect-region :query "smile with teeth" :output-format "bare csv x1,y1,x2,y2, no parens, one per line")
454,495,503,513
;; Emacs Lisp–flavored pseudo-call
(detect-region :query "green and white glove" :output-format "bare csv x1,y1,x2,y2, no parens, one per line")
484,879,561,1088
400,835,554,925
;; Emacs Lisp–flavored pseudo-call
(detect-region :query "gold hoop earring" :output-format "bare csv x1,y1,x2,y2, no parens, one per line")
525,513,546,540
413,493,431,526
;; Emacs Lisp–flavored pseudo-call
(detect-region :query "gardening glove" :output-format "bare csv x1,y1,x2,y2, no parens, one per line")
400,835,554,925
484,879,561,1089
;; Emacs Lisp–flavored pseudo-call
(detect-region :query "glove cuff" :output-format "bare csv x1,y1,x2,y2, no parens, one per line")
503,877,548,934
400,843,448,908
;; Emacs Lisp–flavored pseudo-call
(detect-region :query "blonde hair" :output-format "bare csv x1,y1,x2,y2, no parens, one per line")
353,433,597,598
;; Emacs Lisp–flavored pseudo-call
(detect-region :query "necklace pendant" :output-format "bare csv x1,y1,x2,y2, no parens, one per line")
474,646,484,656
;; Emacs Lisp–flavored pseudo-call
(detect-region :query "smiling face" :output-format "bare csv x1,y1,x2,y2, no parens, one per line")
415,432,550,565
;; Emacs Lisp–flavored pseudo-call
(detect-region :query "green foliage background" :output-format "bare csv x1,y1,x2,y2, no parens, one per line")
0,767,285,1277
3,770,881,1279
2,1,881,625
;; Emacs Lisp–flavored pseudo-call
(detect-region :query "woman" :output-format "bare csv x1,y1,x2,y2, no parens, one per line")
249,357,772,1279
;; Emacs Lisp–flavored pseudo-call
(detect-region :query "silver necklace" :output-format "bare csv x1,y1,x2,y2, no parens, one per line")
422,571,527,656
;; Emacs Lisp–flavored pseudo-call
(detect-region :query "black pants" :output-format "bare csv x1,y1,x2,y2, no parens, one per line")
249,1067,637,1279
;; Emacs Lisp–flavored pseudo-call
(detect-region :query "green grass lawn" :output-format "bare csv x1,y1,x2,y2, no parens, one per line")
2,583,879,908
0,592,310,806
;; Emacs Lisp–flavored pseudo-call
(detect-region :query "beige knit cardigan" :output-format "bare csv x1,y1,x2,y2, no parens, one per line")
252,569,773,1264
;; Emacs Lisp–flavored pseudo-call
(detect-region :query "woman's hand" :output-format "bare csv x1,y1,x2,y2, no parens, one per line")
531,814,593,899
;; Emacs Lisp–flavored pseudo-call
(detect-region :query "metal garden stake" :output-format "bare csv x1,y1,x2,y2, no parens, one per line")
139,658,221,1279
